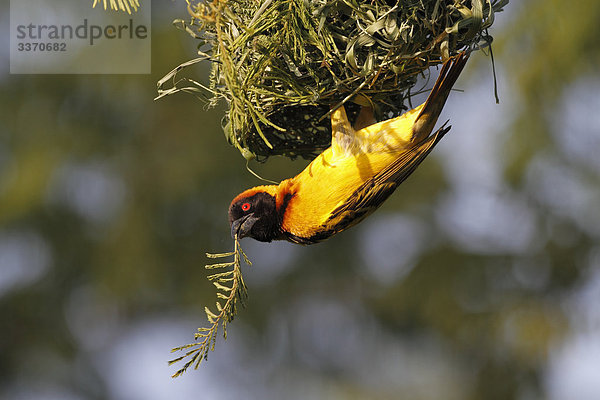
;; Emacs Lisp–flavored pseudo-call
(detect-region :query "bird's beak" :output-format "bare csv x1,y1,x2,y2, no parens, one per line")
231,213,260,239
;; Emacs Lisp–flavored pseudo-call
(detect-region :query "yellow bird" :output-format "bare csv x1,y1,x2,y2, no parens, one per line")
229,51,469,244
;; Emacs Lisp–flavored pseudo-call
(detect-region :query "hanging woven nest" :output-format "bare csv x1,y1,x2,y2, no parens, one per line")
158,0,507,160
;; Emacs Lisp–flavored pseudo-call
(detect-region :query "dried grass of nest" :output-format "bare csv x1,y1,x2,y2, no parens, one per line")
158,0,508,160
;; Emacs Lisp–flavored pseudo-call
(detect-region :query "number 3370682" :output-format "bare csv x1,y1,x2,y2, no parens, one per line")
17,42,66,52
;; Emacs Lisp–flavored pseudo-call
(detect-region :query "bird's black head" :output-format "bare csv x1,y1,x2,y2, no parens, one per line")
228,188,280,242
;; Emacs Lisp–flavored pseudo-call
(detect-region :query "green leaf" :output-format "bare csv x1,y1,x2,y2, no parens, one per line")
92,0,140,14
169,235,251,377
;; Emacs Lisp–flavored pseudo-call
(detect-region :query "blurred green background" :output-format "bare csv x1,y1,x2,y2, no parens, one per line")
1,0,600,399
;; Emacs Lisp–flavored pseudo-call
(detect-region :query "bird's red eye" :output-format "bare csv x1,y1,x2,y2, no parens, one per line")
241,202,251,211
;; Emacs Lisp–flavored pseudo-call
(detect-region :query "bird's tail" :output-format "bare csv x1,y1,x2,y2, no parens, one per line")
411,51,470,142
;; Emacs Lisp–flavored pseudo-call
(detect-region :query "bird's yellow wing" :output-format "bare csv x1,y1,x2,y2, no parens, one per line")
280,124,449,244
279,52,469,243
321,125,450,237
